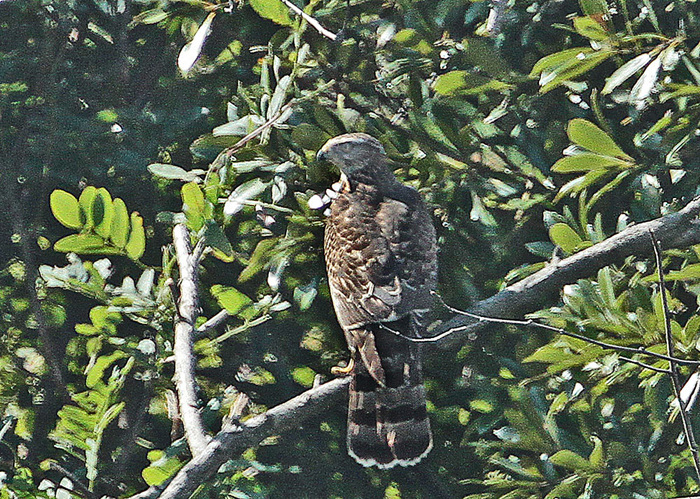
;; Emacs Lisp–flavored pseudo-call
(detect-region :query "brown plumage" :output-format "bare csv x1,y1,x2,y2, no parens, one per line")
318,133,437,469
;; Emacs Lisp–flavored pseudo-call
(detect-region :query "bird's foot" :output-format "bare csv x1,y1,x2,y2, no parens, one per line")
331,358,355,376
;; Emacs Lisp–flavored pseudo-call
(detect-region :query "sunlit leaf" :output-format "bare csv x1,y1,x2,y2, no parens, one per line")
50,190,82,229
602,52,653,95
549,223,583,253
249,0,293,26
79,186,98,229
148,163,202,182
178,12,216,74
110,198,130,249
125,212,145,260
629,56,661,110
567,119,633,159
552,153,630,173
211,284,253,316
54,234,114,254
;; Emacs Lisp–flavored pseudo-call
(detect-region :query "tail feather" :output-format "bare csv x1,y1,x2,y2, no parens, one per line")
346,318,432,469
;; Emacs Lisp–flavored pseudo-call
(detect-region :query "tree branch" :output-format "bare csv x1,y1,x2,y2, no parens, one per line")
172,224,211,457
434,196,700,350
156,377,350,499
279,0,337,40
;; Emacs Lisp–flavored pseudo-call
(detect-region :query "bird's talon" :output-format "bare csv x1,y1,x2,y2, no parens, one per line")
331,358,355,376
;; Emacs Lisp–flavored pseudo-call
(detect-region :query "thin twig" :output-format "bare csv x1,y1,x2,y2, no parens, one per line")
225,80,335,156
418,292,700,366
618,356,670,374
651,230,700,482
279,0,337,40
196,309,230,334
172,224,211,456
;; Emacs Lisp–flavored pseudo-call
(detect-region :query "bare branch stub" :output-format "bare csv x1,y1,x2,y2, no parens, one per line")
172,224,211,457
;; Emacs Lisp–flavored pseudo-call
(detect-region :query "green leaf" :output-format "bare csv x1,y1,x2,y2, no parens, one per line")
239,238,279,282
181,182,205,231
549,223,583,253
643,263,700,282
567,119,633,159
434,71,511,96
434,71,469,95
535,49,613,93
549,449,596,472
131,8,168,25
291,366,316,388
125,212,146,260
589,436,605,468
530,47,595,76
552,153,631,173
211,284,253,316
79,186,98,229
249,0,293,26
50,190,82,229
54,234,115,254
86,351,127,388
142,453,184,486
573,16,609,41
93,188,114,239
203,220,234,262
110,198,130,249
294,283,318,311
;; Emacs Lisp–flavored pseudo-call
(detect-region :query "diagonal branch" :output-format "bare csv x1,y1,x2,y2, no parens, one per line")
131,196,700,498
279,0,337,40
156,377,350,499
433,196,700,350
172,224,211,456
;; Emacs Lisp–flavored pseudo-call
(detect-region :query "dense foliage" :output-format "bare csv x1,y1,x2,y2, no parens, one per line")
2,0,700,497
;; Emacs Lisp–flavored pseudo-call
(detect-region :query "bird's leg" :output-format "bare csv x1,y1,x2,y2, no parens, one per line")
331,358,355,376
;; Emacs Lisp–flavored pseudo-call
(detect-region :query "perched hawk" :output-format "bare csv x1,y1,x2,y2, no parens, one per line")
317,133,437,469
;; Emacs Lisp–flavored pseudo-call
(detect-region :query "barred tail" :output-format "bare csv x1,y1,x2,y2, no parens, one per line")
346,320,432,468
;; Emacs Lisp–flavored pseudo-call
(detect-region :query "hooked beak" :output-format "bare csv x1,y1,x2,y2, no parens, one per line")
316,148,328,162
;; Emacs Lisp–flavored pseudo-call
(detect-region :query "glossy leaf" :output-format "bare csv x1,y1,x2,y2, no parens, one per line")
148,163,202,182
249,0,293,26
110,198,130,249
79,186,98,229
552,153,630,173
568,119,632,160
50,190,82,229
124,212,145,260
93,188,114,239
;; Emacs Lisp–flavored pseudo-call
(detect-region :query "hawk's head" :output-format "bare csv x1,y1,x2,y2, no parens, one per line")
317,133,387,176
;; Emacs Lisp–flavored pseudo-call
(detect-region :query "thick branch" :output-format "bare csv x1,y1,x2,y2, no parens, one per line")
435,196,700,349
172,224,211,456
136,196,700,498
157,377,350,499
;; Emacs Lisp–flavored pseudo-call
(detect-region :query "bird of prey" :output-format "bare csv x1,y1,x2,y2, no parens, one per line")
317,133,437,469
